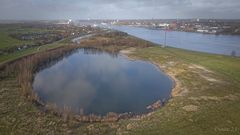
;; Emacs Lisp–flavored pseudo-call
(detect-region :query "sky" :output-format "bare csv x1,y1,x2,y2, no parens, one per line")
0,0,240,20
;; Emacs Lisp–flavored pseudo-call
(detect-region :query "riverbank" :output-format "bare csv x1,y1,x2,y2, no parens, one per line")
0,31,240,134
124,25,240,35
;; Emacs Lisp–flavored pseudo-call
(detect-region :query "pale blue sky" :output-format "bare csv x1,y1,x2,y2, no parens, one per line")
0,0,240,20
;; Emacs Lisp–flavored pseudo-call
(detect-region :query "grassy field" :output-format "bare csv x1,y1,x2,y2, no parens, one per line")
0,25,53,50
0,31,240,134
0,26,69,65
0,41,68,65
0,32,31,49
122,46,240,135
0,25,54,64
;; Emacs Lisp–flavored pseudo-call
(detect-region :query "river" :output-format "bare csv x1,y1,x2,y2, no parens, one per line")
104,25,240,56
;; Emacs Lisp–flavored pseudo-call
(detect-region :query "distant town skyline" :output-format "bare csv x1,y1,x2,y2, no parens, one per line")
1,0,240,20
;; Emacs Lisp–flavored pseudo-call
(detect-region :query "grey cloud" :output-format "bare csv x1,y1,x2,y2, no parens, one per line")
0,0,240,20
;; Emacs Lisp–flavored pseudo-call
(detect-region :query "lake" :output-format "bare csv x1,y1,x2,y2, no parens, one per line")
106,25,240,56
33,48,173,115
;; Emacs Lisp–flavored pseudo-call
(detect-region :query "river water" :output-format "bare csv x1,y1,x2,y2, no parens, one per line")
106,25,240,56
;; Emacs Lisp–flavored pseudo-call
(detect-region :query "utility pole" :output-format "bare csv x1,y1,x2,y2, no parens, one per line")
163,30,167,48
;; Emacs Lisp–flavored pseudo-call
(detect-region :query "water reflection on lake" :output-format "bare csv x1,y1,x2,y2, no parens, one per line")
33,48,172,115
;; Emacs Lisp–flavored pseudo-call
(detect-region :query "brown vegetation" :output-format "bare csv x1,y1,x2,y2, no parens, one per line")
1,45,78,101
79,31,153,53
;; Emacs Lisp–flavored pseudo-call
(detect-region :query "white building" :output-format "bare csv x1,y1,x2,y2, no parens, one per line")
158,23,170,27
197,29,209,33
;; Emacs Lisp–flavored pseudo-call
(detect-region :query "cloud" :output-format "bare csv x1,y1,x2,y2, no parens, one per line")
0,0,240,20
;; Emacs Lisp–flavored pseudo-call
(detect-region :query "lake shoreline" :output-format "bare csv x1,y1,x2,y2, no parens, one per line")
1,34,172,123
120,48,181,97
31,47,174,122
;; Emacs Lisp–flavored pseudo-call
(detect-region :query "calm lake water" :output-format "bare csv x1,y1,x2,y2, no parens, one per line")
33,49,173,115
107,25,240,56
